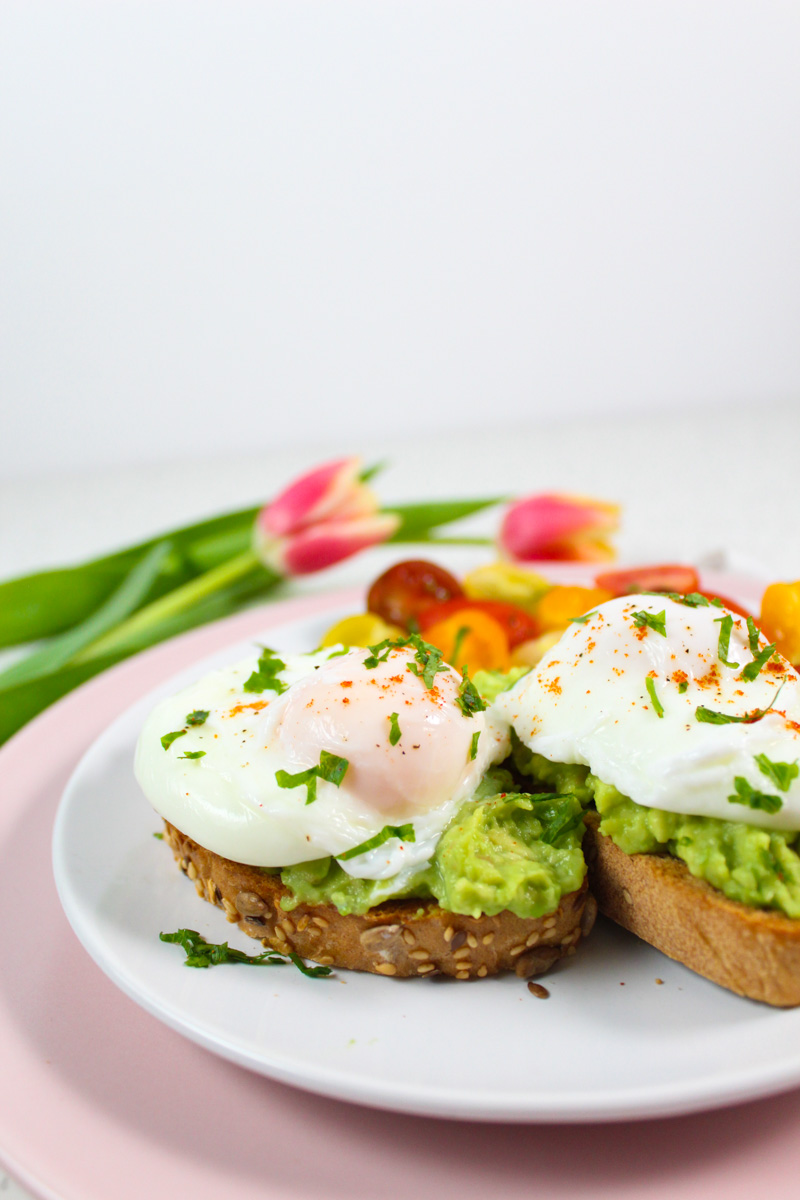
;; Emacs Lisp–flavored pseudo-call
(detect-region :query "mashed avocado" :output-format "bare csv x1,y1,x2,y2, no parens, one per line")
514,736,800,920
279,767,586,918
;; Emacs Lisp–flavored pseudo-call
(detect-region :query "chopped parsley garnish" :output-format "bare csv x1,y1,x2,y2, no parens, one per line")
713,614,740,669
540,802,586,845
363,639,394,669
571,611,597,625
695,683,785,725
678,680,689,694
456,666,487,717
327,646,350,659
741,640,778,682
451,625,471,664
682,592,714,608
645,677,664,717
178,750,206,760
275,766,319,804
159,929,332,976
275,751,349,804
388,712,402,746
406,633,449,689
470,730,480,760
338,823,416,861
755,753,799,793
186,709,209,726
153,831,164,839
243,647,287,695
746,616,761,656
727,777,783,815
363,632,452,690
161,729,187,751
632,609,667,637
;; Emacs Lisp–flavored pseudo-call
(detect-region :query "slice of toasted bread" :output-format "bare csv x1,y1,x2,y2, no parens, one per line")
163,821,597,980
583,813,800,1006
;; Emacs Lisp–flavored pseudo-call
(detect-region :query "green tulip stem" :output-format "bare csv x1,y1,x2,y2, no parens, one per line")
73,549,263,664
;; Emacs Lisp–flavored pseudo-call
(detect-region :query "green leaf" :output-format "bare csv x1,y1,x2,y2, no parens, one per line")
456,666,487,717
470,730,480,760
741,641,778,682
388,712,402,746
275,767,319,805
186,709,210,726
0,505,260,649
728,777,783,814
161,729,187,751
646,677,664,717
713,614,740,669
632,609,667,637
0,569,281,746
385,497,504,541
243,646,287,695
159,929,332,976
755,753,799,793
0,541,173,691
337,823,416,861
178,750,206,760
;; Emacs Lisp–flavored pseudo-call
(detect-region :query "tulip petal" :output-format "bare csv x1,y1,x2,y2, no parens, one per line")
259,513,401,576
259,457,364,537
499,493,620,562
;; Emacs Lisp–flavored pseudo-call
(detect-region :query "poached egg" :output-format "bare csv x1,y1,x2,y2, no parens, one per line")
494,594,800,830
135,643,509,880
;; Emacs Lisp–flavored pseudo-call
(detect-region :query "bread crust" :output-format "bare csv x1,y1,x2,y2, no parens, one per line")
163,821,596,980
583,813,800,1006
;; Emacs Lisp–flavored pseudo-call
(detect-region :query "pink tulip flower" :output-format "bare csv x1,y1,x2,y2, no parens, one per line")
254,457,400,576
499,493,620,562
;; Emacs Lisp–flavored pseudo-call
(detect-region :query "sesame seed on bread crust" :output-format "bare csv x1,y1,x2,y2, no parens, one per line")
163,821,597,980
583,812,800,1007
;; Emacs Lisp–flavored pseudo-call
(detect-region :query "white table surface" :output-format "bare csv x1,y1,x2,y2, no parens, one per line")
2,402,799,1196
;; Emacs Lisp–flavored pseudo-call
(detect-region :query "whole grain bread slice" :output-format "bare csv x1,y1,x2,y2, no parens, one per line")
163,821,597,980
583,813,800,1006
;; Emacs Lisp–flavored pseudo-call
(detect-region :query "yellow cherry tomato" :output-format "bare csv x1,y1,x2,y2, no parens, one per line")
760,582,800,665
422,609,510,675
319,613,403,649
534,585,614,634
462,561,550,612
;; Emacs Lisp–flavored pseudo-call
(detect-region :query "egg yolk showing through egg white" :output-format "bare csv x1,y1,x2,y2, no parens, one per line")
135,645,509,880
494,594,800,830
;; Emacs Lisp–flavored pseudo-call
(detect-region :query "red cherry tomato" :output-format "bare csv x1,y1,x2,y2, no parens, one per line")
594,564,700,597
367,560,464,629
417,598,539,649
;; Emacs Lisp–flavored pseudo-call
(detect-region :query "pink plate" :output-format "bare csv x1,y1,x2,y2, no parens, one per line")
4,583,800,1200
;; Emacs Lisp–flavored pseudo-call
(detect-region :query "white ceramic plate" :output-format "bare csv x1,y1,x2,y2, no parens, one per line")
53,600,800,1123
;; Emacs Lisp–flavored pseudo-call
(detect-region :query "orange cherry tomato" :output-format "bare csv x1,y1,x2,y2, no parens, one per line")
417,598,539,649
534,586,614,633
595,564,700,597
422,610,510,674
367,560,463,629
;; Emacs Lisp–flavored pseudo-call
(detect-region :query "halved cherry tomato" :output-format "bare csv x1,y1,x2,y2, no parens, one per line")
698,592,752,619
422,610,510,674
535,586,614,633
367,560,463,629
595,564,700,597
417,598,539,648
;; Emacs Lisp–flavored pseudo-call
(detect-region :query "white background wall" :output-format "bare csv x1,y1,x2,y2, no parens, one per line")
2,0,799,481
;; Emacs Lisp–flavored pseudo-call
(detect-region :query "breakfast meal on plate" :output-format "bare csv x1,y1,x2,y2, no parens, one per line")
136,556,800,1004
